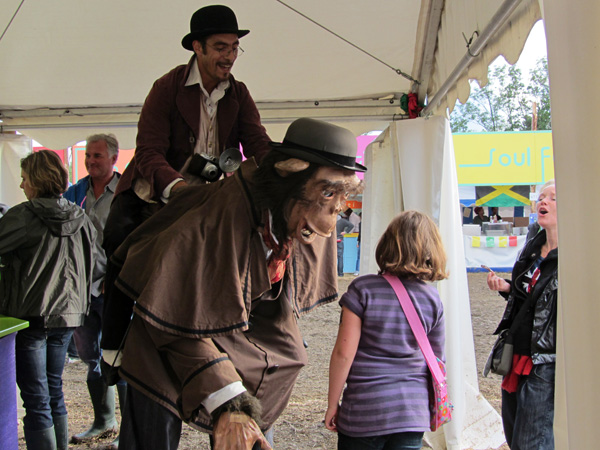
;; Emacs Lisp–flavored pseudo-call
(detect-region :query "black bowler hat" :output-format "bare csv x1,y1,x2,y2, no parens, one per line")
271,118,367,172
182,5,249,51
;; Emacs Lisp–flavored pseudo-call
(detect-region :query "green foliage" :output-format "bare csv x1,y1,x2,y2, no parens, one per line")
450,57,551,132
527,58,551,130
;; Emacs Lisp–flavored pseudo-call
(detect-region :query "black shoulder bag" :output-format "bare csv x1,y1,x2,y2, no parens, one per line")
483,292,535,377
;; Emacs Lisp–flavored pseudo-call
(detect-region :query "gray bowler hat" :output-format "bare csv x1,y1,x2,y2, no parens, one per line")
270,118,367,172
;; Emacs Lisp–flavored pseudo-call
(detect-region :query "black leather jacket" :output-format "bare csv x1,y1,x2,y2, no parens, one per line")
494,229,558,364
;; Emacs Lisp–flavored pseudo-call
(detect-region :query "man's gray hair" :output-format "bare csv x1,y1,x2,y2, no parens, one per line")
86,133,119,158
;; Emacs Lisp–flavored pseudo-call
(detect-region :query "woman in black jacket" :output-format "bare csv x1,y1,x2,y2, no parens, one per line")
486,180,558,450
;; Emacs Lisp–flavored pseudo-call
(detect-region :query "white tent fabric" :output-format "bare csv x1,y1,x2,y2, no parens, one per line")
541,1,600,448
431,0,541,113
360,117,505,449
0,134,29,207
0,0,540,149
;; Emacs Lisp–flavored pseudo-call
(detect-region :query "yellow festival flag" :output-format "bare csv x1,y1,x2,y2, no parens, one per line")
499,237,508,248
472,236,481,247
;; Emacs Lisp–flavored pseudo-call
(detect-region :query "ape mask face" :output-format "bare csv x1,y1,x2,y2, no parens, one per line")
275,160,362,245
254,117,365,245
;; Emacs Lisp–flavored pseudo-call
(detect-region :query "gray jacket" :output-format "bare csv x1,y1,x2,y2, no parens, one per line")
0,197,96,328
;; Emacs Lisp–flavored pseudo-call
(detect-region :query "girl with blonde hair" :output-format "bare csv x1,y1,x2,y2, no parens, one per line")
326,210,448,450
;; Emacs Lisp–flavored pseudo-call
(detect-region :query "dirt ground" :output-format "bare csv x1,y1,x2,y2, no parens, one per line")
17,272,510,450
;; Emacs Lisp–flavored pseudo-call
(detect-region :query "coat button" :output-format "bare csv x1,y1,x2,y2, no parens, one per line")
266,364,279,374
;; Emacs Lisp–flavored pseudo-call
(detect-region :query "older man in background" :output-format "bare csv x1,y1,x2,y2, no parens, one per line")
64,134,124,449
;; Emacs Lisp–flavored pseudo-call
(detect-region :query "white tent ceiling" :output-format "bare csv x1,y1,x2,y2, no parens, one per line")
0,0,540,149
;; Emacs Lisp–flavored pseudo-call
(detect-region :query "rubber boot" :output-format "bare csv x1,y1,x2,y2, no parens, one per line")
24,426,57,450
53,415,68,450
105,384,127,450
70,378,117,443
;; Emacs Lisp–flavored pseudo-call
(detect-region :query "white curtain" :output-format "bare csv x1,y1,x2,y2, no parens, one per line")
360,117,505,449
0,134,30,208
541,1,600,448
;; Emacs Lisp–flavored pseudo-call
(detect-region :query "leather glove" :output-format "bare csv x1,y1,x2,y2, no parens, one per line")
212,412,272,450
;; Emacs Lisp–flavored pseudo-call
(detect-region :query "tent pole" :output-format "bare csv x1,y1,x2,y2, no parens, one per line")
420,0,522,116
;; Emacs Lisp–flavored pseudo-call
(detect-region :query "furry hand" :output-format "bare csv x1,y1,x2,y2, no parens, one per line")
212,412,272,450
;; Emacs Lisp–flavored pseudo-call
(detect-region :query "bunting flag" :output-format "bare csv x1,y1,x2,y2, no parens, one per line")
499,236,508,248
475,185,530,207
471,236,481,247
486,237,495,247
509,236,518,247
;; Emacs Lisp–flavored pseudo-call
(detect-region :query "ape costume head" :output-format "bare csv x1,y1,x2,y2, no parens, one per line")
253,118,365,246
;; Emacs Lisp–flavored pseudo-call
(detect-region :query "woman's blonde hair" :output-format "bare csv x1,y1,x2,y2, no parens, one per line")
375,210,448,282
21,150,69,198
538,179,555,197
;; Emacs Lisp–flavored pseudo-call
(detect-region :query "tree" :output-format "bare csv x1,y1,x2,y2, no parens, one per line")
449,57,551,132
525,58,551,130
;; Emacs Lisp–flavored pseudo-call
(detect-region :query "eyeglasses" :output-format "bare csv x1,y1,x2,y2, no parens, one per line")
206,44,244,57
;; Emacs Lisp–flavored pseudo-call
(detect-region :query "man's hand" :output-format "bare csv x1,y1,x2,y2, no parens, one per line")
101,358,121,386
212,412,272,450
100,351,122,386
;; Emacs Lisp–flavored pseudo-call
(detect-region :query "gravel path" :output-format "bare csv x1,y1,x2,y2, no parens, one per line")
17,272,510,450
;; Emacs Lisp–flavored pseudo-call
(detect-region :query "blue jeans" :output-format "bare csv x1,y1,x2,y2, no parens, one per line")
337,239,344,276
15,327,74,431
502,362,555,450
338,431,424,450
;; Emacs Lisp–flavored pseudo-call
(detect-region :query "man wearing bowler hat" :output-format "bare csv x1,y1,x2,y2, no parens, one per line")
102,4,271,261
101,118,366,449
100,6,272,403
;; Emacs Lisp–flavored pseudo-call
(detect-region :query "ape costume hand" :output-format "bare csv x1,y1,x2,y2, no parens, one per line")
211,392,270,449
213,412,272,450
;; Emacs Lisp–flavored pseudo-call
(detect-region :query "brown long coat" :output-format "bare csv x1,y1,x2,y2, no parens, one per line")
113,160,338,431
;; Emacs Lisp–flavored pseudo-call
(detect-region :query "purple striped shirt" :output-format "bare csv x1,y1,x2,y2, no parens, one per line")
337,274,445,437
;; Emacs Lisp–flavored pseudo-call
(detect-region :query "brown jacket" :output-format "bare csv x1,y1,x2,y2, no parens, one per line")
113,160,338,431
116,56,271,200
